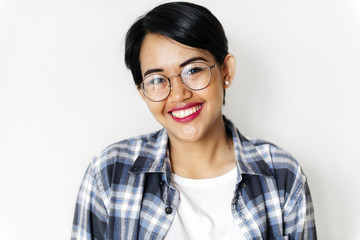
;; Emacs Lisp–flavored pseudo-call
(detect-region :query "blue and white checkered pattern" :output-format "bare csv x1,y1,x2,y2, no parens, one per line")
71,117,316,239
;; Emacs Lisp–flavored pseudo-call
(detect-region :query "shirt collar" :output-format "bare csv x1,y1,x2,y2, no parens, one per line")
130,128,170,174
130,116,273,178
224,116,273,178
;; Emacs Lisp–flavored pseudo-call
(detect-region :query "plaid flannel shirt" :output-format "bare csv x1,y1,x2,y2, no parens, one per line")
71,117,316,239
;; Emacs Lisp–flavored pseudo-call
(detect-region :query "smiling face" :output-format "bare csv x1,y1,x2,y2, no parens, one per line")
139,33,235,143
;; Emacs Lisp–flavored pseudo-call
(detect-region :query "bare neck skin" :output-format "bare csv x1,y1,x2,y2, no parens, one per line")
168,115,235,179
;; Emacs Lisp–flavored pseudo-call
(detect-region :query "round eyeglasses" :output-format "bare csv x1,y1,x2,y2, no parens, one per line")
137,62,217,102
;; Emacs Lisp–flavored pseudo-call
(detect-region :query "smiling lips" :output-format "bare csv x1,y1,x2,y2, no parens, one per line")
169,103,203,122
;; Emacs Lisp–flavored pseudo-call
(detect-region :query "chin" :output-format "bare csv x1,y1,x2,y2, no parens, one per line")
170,128,204,143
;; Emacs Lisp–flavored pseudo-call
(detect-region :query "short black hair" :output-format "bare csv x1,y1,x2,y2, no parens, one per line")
124,2,229,102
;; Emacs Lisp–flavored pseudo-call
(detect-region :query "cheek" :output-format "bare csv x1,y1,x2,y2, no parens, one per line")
207,78,225,103
145,101,166,117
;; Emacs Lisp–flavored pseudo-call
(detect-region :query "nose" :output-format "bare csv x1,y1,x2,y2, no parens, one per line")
168,75,192,103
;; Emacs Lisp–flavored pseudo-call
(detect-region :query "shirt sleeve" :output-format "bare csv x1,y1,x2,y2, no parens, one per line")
71,163,109,240
283,178,317,239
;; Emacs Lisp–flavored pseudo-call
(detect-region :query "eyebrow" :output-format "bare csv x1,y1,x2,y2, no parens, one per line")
143,57,208,78
180,57,208,67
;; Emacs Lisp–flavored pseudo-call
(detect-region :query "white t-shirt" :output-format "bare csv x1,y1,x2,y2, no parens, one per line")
165,167,245,240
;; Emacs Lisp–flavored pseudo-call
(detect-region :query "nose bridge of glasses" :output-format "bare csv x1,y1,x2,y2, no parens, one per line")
167,73,187,90
168,73,183,82
168,72,191,95
166,72,192,102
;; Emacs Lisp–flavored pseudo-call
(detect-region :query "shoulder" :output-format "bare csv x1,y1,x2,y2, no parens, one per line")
247,137,307,196
251,138,302,175
225,116,306,185
226,116,309,206
87,130,163,186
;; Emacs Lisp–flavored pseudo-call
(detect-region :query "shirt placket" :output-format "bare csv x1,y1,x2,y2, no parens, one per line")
232,183,263,240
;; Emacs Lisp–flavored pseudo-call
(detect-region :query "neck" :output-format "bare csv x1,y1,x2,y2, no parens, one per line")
168,116,235,179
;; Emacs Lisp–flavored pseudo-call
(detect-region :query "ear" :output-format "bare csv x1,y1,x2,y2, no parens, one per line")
221,54,236,89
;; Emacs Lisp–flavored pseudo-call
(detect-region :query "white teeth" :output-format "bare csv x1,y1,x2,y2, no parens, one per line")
171,105,202,118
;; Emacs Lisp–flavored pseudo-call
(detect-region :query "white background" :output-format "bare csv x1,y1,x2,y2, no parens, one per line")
0,0,359,239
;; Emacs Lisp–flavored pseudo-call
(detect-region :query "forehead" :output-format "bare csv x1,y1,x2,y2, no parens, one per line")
139,33,213,70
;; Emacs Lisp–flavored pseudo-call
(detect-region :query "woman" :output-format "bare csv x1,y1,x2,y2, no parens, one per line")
71,2,316,239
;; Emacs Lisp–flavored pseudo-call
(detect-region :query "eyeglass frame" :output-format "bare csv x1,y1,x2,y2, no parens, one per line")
137,62,218,102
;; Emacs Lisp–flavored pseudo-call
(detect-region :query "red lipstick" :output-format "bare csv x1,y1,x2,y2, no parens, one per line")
168,102,203,123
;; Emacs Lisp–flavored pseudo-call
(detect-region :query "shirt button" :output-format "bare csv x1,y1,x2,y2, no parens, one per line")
232,197,238,205
160,181,165,186
165,207,173,214
242,183,246,188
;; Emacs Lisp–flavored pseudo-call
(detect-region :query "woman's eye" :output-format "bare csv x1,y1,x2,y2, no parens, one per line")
186,67,205,75
147,77,166,85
